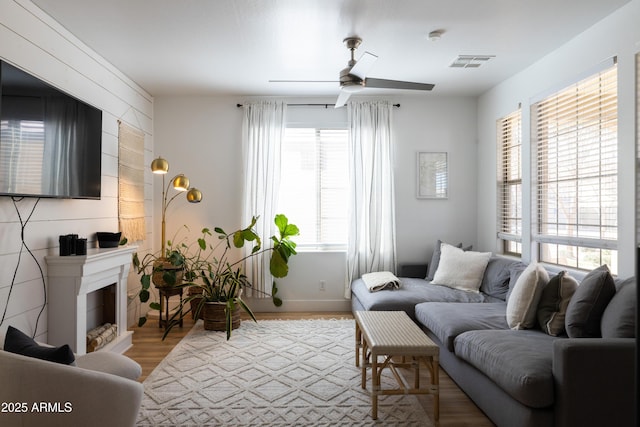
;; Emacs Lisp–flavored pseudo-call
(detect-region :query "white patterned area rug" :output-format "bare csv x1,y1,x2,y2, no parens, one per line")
137,319,433,426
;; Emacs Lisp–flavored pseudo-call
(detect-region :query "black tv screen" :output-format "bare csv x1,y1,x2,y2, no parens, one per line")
0,60,102,199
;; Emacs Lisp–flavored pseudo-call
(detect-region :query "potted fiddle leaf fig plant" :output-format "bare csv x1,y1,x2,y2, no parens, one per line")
162,214,299,340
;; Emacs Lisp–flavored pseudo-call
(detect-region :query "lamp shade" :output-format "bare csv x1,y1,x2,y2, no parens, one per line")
172,174,189,191
186,188,202,203
151,157,169,174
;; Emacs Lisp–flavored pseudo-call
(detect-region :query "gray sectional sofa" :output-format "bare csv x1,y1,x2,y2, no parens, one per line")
350,255,637,427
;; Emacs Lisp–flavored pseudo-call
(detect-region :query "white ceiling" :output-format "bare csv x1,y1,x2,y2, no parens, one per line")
32,0,630,98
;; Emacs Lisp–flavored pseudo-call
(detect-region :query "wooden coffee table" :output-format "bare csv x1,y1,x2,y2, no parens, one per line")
354,310,439,424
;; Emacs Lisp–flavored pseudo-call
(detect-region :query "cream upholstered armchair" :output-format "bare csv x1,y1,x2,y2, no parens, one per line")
0,330,143,427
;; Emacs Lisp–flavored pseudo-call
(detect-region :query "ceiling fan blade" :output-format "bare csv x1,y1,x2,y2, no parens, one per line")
269,79,339,83
349,51,378,80
365,78,435,91
334,90,352,108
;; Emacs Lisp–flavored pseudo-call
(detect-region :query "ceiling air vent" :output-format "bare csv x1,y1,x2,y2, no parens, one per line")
450,55,495,68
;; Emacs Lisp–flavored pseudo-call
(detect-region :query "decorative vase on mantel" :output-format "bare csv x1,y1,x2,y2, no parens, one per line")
202,302,241,331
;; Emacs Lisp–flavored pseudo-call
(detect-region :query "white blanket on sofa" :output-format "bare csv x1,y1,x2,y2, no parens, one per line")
361,271,401,292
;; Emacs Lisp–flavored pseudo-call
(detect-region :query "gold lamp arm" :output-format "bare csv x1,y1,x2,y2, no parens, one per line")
161,174,185,256
151,157,202,258
160,174,201,256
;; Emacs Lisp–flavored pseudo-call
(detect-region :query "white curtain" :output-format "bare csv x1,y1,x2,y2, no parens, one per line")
241,101,286,297
345,101,397,298
43,97,77,196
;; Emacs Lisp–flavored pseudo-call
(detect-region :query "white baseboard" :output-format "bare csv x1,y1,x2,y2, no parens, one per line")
144,299,352,316
245,298,352,313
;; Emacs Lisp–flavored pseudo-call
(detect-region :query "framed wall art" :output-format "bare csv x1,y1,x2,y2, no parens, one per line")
417,152,448,199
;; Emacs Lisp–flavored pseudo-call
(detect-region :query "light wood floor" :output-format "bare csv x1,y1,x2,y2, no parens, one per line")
125,312,495,427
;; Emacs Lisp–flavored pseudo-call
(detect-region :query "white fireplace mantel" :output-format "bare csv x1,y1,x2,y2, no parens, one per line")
46,245,137,355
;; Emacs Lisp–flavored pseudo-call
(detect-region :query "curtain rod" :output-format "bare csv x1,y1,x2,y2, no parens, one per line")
236,103,400,108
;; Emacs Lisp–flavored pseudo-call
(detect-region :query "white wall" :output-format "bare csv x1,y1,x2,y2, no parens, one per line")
153,94,478,311
394,96,478,264
0,0,154,340
476,0,640,277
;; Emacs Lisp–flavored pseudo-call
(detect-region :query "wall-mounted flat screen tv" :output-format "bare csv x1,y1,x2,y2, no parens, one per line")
0,60,102,199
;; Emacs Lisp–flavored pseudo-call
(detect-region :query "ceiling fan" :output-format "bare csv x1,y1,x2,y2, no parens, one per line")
270,36,435,108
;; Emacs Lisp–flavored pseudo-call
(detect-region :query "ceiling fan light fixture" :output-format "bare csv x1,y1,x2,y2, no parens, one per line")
341,81,365,93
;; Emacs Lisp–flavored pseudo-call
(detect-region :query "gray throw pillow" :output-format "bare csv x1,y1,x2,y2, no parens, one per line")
480,257,523,300
537,271,578,336
565,265,616,338
4,326,75,365
600,277,636,338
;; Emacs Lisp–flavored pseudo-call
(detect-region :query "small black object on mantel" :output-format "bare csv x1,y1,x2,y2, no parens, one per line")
59,234,78,256
96,232,122,248
75,238,87,255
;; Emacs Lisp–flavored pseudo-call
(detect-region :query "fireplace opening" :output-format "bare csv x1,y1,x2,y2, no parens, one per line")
86,284,118,352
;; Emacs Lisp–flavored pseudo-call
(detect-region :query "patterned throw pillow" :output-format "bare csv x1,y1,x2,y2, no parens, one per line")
537,271,579,336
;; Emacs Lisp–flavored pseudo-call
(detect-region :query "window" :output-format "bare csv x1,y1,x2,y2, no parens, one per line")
278,127,348,249
497,109,522,255
532,62,618,273
636,53,640,246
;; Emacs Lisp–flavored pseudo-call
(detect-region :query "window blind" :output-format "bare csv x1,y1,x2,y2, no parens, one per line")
532,63,618,273
279,127,348,249
0,119,45,195
497,109,522,255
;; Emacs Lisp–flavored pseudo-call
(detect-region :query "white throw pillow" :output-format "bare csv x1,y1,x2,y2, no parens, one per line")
506,263,549,330
431,243,491,293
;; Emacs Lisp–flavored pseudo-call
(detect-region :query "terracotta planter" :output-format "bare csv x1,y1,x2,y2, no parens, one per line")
151,258,184,289
202,301,241,331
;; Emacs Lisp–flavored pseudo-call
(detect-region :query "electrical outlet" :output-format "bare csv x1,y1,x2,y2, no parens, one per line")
319,280,326,291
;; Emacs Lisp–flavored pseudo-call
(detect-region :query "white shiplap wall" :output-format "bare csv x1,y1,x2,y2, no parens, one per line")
0,0,154,341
